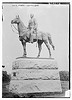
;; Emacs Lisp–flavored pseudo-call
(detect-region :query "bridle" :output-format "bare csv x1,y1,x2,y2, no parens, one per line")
11,24,19,34
11,20,38,47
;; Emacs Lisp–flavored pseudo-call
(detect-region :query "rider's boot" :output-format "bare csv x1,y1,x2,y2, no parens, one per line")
30,36,33,43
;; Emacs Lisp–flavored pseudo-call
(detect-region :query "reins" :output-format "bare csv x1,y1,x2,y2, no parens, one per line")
11,22,38,47
11,24,19,34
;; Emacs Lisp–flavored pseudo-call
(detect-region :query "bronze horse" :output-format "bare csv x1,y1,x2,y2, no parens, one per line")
11,15,55,58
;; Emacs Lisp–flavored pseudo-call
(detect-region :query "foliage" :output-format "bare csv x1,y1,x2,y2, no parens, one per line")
2,71,11,83
59,71,69,81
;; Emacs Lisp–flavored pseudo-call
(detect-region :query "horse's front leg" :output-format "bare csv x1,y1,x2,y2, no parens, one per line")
22,41,27,57
37,41,43,58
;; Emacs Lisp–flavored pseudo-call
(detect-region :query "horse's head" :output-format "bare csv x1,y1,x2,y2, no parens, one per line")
11,15,20,24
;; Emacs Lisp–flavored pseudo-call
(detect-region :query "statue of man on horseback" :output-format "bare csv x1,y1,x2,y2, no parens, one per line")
11,15,55,58
28,14,38,43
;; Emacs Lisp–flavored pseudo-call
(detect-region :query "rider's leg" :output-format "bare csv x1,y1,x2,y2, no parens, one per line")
30,29,33,43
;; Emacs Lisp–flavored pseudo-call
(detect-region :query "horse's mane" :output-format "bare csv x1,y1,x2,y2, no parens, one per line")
19,18,27,30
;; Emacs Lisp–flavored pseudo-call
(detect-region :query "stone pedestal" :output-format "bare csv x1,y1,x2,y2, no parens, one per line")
9,58,62,94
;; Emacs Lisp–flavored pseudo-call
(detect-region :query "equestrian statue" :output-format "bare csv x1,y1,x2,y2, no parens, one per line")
11,15,55,58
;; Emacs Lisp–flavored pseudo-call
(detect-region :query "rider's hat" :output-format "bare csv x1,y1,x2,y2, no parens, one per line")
30,14,34,18
16,15,19,18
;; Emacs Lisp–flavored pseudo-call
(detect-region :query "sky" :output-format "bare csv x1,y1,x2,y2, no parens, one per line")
2,3,69,73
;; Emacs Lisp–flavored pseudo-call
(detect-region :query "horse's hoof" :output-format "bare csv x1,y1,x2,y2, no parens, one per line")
37,55,40,58
49,56,51,58
23,55,26,58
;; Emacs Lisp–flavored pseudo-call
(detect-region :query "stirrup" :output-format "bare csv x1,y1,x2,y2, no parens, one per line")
30,42,33,43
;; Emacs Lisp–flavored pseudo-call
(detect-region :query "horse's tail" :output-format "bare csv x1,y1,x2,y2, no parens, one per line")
47,33,55,50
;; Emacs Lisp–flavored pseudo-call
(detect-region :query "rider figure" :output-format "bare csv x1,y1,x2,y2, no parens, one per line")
28,14,38,43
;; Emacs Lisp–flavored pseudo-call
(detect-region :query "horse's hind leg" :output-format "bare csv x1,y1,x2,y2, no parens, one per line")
48,35,55,50
37,40,43,58
44,40,51,58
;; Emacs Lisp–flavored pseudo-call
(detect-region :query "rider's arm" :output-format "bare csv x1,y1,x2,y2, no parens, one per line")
34,19,38,29
28,20,31,29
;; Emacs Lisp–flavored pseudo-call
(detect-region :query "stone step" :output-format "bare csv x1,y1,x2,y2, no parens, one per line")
12,58,58,69
11,69,60,80
9,80,62,94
